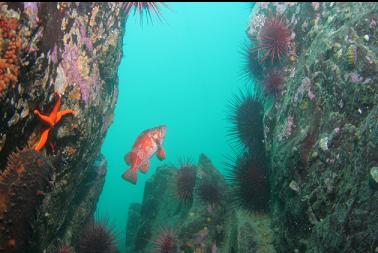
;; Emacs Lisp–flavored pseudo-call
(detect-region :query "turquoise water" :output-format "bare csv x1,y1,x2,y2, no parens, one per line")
96,3,252,250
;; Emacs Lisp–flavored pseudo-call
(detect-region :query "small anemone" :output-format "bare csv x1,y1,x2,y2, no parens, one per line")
226,151,269,213
77,219,118,253
264,68,285,95
153,229,178,253
175,160,197,203
197,179,223,206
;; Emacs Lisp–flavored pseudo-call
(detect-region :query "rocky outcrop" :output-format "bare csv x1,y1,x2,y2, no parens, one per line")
247,2,378,252
125,203,142,253
222,211,275,253
125,154,275,253
125,155,228,253
0,2,125,252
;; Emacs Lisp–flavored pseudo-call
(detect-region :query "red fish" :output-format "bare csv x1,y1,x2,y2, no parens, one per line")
122,125,167,184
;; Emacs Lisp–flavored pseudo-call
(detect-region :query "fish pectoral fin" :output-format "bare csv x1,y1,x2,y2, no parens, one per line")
124,152,132,165
156,147,166,161
139,160,150,174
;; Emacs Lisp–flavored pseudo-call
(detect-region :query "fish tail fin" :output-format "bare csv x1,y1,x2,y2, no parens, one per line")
122,167,138,184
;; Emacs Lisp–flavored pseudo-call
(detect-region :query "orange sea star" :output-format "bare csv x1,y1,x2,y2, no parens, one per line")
34,92,77,151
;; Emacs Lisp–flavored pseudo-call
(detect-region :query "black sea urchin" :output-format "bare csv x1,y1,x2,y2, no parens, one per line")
241,44,264,82
197,179,222,206
77,220,118,253
175,162,197,203
227,88,265,153
153,229,177,253
226,152,269,213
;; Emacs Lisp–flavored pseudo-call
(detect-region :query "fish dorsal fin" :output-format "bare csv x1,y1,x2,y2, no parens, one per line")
124,153,132,165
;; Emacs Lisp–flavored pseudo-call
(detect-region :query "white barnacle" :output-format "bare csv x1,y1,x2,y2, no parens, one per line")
370,167,378,184
289,180,300,192
319,137,329,151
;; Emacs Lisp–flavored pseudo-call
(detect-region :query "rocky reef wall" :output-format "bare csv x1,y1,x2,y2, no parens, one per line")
0,2,125,252
247,2,378,252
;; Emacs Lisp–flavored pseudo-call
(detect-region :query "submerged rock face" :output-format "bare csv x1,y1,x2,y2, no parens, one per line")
248,2,378,252
125,203,142,253
125,154,275,253
125,155,228,253
0,2,125,252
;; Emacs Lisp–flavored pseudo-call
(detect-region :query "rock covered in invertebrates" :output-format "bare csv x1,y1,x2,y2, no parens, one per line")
0,148,53,252
0,2,125,251
250,2,378,253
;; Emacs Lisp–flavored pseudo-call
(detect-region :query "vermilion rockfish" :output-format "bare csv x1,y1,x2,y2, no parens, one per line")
122,125,167,184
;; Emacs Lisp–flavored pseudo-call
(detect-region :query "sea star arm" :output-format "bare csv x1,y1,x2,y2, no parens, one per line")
34,110,55,127
34,128,50,151
50,92,62,122
56,110,77,122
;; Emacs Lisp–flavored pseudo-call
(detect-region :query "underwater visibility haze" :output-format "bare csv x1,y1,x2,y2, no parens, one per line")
0,2,377,253
97,2,251,251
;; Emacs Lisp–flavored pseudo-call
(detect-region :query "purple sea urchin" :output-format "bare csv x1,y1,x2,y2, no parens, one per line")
77,220,118,253
264,68,285,95
227,88,265,153
153,229,177,253
254,15,292,64
226,152,269,213
123,2,166,23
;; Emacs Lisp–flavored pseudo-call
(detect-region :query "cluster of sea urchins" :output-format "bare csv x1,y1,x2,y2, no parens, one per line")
227,89,265,153
175,162,197,203
245,13,291,96
226,152,269,213
77,220,118,253
153,229,178,253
